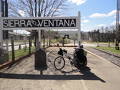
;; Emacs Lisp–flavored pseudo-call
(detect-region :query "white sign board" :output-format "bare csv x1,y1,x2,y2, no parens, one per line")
0,16,79,30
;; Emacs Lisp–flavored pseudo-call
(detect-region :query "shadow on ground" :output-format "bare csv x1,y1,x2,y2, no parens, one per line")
0,67,105,83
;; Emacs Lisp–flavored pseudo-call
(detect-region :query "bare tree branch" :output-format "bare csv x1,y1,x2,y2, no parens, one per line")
8,0,66,17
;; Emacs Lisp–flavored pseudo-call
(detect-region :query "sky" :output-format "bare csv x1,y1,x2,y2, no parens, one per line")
14,0,117,33
63,0,116,32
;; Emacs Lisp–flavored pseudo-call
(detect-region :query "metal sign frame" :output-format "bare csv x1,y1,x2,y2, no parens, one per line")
0,16,80,30
0,12,81,46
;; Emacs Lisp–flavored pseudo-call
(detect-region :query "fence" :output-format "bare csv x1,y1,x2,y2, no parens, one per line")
0,35,35,65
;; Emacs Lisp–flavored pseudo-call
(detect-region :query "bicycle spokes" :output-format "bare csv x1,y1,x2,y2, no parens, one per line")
54,56,65,70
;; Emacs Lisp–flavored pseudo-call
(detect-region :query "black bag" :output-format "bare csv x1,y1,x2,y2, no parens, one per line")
58,48,63,56
74,48,87,67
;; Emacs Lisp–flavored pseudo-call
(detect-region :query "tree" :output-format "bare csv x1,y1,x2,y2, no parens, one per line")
8,0,66,48
8,0,66,17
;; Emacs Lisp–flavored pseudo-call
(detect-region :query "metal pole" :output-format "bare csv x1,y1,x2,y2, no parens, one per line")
34,0,38,49
0,30,3,47
29,37,31,55
78,11,81,46
35,0,37,17
38,0,42,49
11,36,15,61
38,0,41,17
47,28,50,47
115,0,120,50
38,30,41,49
43,30,45,48
5,0,9,51
0,0,3,47
118,0,120,45
0,0,1,16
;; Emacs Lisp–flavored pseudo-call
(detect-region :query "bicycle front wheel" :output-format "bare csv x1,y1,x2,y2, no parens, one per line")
54,56,65,70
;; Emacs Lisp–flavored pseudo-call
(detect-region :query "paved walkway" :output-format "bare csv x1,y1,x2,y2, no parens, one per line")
0,47,120,90
85,47,120,67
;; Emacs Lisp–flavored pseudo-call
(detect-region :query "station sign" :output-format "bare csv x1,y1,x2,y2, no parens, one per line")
0,17,79,30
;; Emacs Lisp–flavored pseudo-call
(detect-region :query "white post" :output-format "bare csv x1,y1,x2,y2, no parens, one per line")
0,0,3,47
78,11,81,46
38,30,41,48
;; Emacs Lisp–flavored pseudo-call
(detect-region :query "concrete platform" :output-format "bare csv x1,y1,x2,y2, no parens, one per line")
0,47,120,90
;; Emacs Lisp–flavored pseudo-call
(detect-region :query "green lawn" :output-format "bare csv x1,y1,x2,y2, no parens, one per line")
9,46,35,60
1,47,35,65
95,46,120,55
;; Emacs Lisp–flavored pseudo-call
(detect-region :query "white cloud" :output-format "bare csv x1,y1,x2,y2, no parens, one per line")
97,24,106,27
82,19,89,23
111,21,120,25
111,21,116,25
68,0,87,5
90,13,106,18
18,10,25,17
108,10,116,16
110,20,120,26
89,10,116,18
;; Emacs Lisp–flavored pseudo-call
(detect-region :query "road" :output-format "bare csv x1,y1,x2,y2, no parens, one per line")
0,47,120,90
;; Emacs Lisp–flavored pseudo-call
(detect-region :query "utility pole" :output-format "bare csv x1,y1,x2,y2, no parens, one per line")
115,0,120,50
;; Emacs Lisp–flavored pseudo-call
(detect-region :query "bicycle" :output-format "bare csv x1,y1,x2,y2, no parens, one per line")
54,48,87,70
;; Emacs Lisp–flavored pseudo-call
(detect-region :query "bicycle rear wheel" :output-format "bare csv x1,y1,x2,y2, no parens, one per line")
54,56,65,70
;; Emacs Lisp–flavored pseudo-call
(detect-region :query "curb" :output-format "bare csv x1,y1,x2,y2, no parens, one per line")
93,48,120,58
0,47,50,70
0,52,35,70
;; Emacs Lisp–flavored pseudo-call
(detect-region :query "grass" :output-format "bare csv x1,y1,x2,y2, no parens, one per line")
95,46,120,55
0,46,35,65
17,46,35,59
9,46,35,60
51,39,58,43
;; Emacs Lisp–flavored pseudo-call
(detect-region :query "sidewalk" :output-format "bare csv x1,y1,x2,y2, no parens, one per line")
1,47,120,90
85,47,120,67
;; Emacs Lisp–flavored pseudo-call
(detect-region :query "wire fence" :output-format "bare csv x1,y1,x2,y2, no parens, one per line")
0,36,35,65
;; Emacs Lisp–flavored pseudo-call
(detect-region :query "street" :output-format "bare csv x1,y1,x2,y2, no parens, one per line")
0,47,120,90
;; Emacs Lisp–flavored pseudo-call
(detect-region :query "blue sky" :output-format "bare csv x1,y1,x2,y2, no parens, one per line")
64,0,117,31
15,0,117,34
